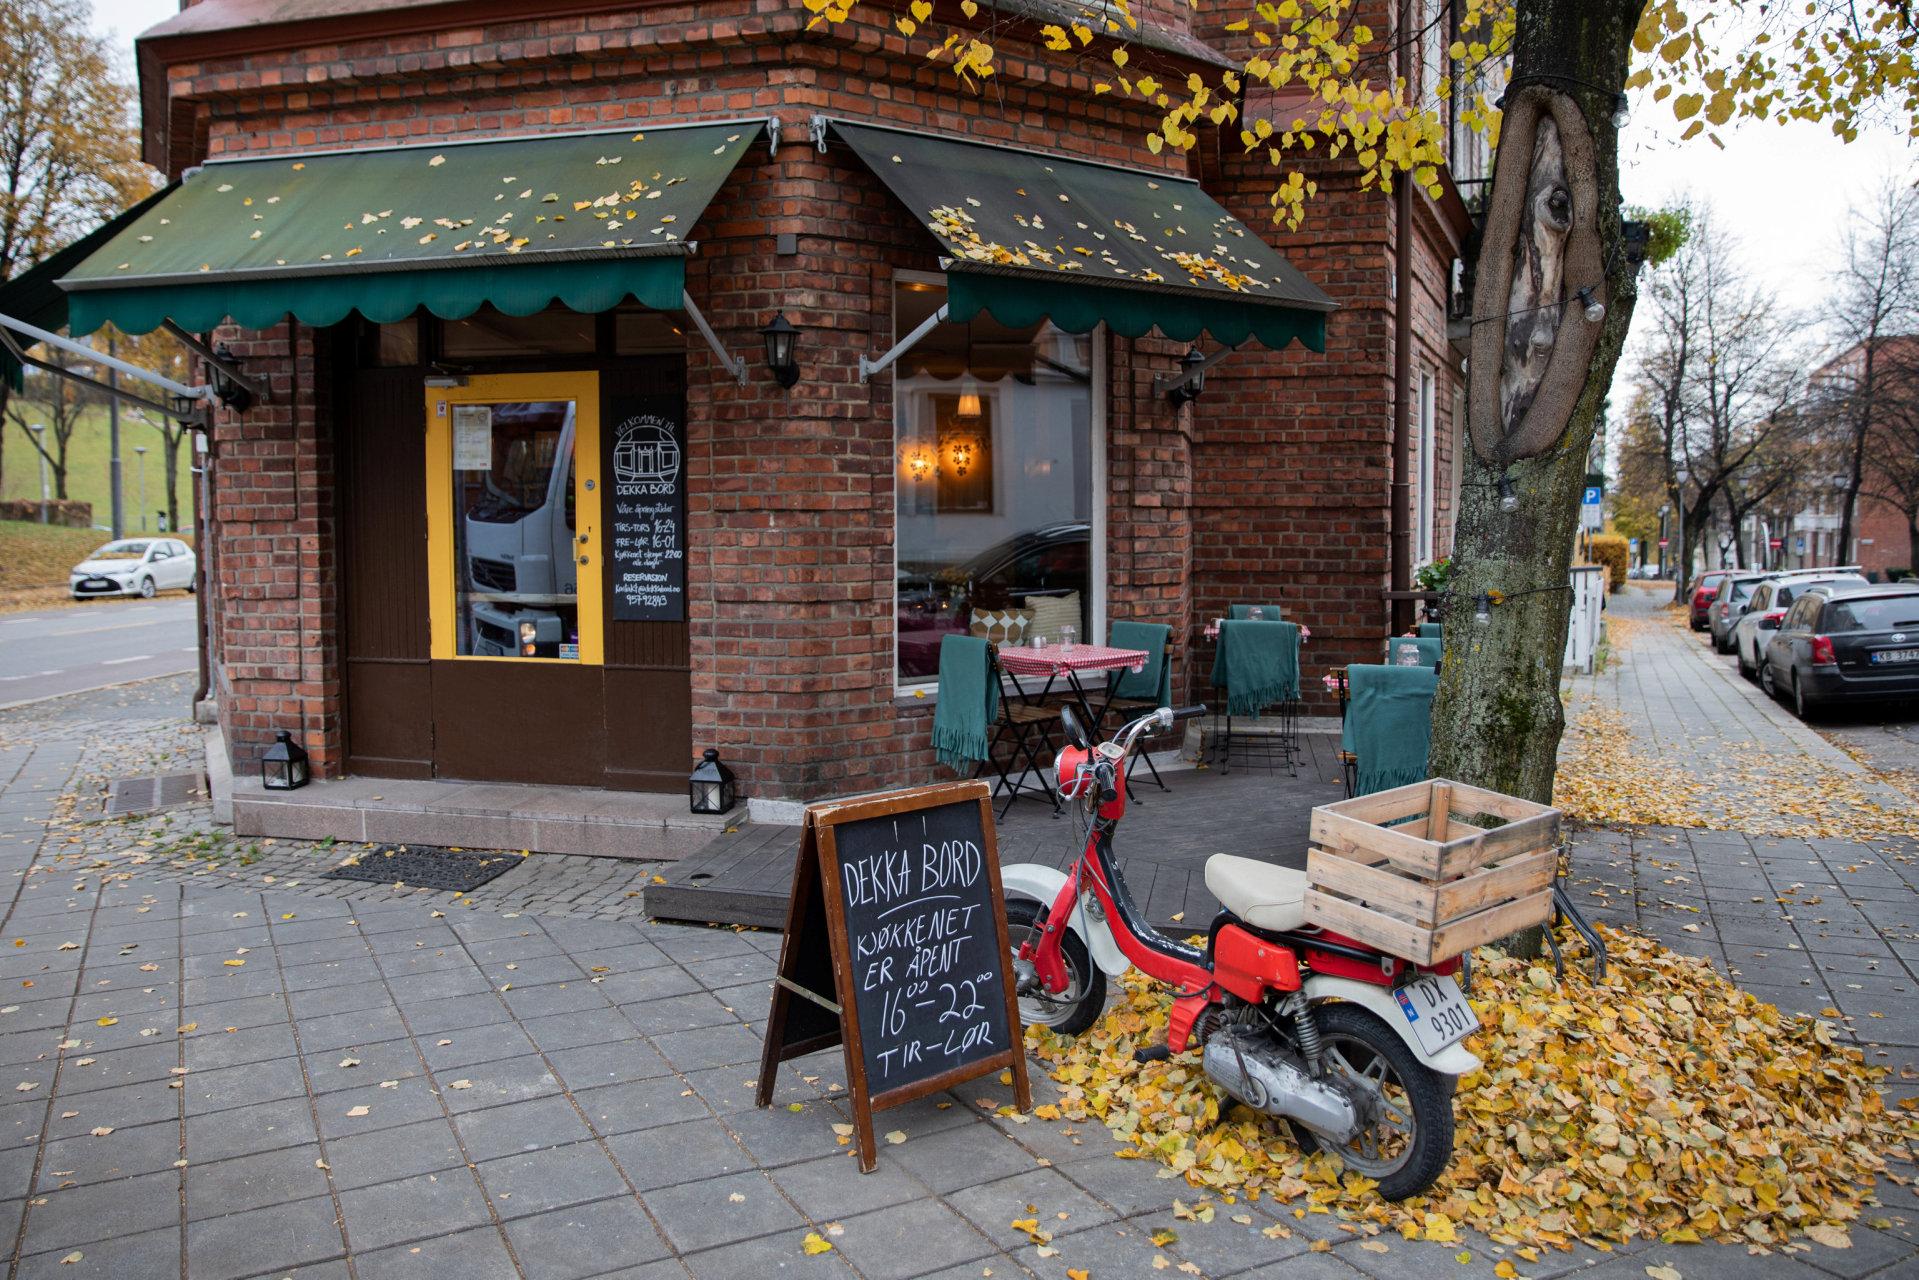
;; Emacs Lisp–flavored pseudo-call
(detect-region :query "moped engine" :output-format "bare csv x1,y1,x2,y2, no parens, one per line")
1201,1024,1360,1143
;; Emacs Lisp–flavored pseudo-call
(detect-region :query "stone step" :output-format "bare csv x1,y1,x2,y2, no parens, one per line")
229,775,735,860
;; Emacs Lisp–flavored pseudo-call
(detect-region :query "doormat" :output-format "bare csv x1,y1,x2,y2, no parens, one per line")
322,845,524,893
105,772,208,817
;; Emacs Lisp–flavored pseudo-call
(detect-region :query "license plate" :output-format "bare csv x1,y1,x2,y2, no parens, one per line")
83,578,110,589
1393,975,1479,1056
1871,649,1919,664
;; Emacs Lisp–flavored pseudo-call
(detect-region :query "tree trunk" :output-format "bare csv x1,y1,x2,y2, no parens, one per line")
1431,0,1645,799
1908,514,1919,576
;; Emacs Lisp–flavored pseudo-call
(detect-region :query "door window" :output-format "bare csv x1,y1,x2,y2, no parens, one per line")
427,373,603,664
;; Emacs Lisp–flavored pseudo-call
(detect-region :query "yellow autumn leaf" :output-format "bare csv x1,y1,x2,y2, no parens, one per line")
800,1232,833,1255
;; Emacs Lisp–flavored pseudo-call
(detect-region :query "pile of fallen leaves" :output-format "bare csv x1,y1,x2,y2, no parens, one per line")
1029,924,1917,1254
1552,704,1715,827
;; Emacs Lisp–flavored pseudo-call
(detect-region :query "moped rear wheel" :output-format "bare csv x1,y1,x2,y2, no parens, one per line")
1289,1003,1454,1200
1005,898,1105,1037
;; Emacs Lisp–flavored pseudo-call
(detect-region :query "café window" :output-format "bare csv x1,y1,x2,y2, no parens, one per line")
892,276,1098,685
426,372,605,664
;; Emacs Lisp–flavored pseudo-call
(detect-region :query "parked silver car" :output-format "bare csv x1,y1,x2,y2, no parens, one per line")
1731,573,1870,679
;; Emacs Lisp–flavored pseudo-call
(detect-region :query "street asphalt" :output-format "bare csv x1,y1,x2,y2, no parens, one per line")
0,597,198,711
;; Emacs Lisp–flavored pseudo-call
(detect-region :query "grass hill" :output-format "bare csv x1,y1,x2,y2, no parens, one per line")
2,399,198,533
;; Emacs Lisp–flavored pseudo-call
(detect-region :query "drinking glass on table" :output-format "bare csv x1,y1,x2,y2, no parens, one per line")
1060,625,1076,651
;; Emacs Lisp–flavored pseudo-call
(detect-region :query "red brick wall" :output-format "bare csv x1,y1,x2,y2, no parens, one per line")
158,2,1460,799
201,320,341,775
1856,494,1913,577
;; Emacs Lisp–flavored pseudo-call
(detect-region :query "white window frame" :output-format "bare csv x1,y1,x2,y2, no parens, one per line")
1415,368,1438,565
890,267,1106,698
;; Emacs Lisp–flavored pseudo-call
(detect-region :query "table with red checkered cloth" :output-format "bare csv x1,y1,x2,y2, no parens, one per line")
996,643,1146,680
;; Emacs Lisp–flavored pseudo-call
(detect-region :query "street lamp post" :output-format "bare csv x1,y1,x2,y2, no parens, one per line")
134,446,149,532
28,423,47,523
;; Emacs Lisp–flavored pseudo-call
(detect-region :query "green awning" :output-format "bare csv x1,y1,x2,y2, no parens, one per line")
831,121,1333,351
59,121,765,336
0,186,175,389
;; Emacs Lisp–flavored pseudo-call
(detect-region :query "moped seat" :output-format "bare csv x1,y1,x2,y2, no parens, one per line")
1204,855,1309,932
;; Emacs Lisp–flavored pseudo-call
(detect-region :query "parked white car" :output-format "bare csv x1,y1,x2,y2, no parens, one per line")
69,538,198,600
1731,571,1869,679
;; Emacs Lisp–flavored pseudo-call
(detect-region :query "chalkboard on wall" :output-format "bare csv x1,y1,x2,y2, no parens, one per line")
604,396,686,623
754,780,1031,1172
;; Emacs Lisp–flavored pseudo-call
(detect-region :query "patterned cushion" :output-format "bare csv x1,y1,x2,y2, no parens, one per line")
1022,591,1083,642
969,608,1032,646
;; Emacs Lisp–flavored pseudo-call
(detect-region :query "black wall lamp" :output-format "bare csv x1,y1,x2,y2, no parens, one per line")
761,313,800,389
1166,346,1208,406
211,343,255,413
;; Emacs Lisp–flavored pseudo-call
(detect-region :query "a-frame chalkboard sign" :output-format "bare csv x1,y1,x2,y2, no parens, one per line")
754,780,1031,1172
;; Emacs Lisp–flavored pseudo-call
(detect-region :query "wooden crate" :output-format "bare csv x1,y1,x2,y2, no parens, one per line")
1303,779,1560,965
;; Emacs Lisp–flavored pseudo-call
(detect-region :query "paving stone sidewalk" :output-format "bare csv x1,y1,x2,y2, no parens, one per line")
0,671,1910,1278
1564,590,1919,1073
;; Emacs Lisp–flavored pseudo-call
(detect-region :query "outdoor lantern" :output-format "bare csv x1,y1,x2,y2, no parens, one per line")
1167,346,1208,406
261,730,310,791
689,748,738,815
761,313,800,389
211,343,255,413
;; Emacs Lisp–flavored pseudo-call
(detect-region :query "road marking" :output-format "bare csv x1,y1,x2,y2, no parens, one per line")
100,655,152,666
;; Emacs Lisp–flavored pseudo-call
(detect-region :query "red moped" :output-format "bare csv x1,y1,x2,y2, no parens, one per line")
1001,704,1479,1199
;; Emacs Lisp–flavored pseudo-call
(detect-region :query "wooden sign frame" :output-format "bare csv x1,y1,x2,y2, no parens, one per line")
754,779,1031,1172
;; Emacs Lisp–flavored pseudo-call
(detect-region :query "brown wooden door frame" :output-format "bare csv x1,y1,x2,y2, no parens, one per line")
335,322,691,791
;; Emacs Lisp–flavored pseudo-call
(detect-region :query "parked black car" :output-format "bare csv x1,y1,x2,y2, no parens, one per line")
1761,584,1919,719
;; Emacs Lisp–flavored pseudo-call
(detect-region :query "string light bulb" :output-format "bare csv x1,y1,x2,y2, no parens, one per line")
1497,472,1520,512
1576,286,1605,323
1473,592,1493,626
1610,92,1631,129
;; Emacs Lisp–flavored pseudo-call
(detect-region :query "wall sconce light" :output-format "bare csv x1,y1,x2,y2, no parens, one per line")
949,440,975,476
261,729,310,790
903,447,934,481
211,343,256,412
1167,346,1208,406
760,312,800,389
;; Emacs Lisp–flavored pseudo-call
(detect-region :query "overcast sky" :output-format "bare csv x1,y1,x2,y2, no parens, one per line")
91,0,1914,357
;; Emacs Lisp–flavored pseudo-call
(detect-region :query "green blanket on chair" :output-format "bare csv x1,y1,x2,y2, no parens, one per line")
1210,620,1299,716
932,634,999,772
1347,663,1437,795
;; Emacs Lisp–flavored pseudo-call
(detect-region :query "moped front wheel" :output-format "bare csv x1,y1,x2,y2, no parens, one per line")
1289,1003,1454,1200
1005,898,1106,1037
